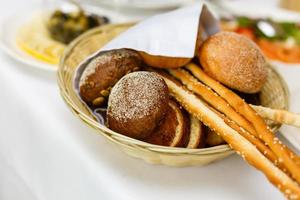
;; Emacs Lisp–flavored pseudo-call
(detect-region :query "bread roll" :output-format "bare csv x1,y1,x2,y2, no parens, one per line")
187,116,204,148
107,71,169,139
144,100,190,147
79,49,142,107
199,31,268,93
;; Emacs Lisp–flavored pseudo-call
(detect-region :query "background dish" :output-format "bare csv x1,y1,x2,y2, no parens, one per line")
0,5,132,72
211,0,300,67
90,0,195,10
0,13,56,72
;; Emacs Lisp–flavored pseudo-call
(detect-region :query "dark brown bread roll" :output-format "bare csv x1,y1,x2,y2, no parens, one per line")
187,116,205,149
107,71,169,139
144,100,190,147
199,31,268,93
79,49,142,107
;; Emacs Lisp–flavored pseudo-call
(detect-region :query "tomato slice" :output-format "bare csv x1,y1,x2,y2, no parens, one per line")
235,27,255,40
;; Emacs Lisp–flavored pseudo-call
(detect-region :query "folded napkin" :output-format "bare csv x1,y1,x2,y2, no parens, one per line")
101,3,219,57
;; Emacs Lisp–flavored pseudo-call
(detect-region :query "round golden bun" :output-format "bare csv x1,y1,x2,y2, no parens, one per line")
139,51,191,69
199,31,268,93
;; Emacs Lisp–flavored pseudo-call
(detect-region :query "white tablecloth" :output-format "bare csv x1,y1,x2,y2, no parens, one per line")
0,0,299,200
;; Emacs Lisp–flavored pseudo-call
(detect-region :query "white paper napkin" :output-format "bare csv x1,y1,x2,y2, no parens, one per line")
100,2,219,57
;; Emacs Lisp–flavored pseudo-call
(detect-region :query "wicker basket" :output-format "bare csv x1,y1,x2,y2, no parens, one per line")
57,23,290,167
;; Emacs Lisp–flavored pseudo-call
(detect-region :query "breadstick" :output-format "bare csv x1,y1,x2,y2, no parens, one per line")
186,63,300,184
252,106,300,165
159,72,300,199
168,68,257,136
252,105,300,128
168,68,284,169
210,106,287,172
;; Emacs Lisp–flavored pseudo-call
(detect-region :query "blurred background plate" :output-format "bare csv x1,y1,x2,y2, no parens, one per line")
0,12,57,72
215,0,300,21
90,0,196,10
0,5,132,72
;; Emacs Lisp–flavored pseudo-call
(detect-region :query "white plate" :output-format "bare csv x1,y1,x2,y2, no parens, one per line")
0,5,133,72
218,0,300,21
0,12,57,72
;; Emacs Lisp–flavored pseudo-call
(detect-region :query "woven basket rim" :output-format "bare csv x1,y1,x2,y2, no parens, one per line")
57,23,289,155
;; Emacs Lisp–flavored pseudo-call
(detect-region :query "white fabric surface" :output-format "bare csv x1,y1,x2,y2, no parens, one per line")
0,0,299,200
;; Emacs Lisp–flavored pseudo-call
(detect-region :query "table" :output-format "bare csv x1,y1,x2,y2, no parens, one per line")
0,0,299,200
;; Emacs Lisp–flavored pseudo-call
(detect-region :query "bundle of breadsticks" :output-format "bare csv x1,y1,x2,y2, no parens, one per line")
75,29,300,199
155,32,300,199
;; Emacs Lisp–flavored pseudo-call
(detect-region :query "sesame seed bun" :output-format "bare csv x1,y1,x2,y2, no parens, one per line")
199,31,268,93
